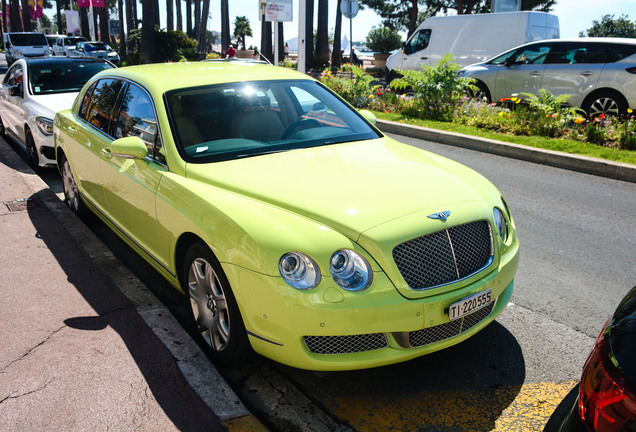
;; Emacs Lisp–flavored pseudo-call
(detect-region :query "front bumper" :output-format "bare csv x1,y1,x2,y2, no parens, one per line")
223,241,518,371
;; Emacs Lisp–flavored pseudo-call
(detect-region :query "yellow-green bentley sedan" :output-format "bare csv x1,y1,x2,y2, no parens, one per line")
54,61,519,371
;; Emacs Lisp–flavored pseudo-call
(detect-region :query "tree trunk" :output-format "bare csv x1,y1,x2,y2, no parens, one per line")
197,0,210,56
118,0,126,60
140,0,156,63
315,0,329,67
9,0,21,32
304,0,314,69
175,0,182,31
220,0,229,51
408,0,418,37
332,0,342,68
185,0,192,37
2,0,7,32
125,0,136,61
166,0,173,31
261,19,271,62
277,22,284,63
80,7,90,39
21,0,31,31
193,0,200,41
99,7,109,42
55,0,62,34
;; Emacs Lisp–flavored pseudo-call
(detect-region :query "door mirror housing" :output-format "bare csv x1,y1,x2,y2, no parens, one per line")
110,136,148,159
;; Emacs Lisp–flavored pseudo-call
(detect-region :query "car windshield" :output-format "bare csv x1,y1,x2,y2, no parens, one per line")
85,42,109,51
165,79,381,163
10,33,47,46
65,37,85,46
30,61,114,95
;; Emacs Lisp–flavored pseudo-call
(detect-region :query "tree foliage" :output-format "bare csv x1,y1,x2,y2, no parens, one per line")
233,16,252,50
579,14,636,38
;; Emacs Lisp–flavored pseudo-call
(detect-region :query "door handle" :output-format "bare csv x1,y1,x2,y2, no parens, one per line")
101,148,113,159
581,71,594,76
531,71,542,76
421,56,428,60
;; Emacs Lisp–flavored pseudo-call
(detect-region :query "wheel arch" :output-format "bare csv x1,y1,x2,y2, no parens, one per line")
582,87,628,116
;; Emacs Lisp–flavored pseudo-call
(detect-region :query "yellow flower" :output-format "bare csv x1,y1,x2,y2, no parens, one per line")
574,117,585,124
629,108,633,114
511,97,517,102
369,94,374,99
498,111,505,116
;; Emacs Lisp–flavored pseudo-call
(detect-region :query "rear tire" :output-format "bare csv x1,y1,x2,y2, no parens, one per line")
582,90,627,118
182,241,250,366
60,154,87,216
468,81,491,103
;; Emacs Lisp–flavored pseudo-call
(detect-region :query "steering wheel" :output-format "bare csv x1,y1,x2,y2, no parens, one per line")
281,118,322,139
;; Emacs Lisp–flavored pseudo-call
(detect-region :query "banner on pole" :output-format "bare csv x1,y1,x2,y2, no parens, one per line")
65,9,80,33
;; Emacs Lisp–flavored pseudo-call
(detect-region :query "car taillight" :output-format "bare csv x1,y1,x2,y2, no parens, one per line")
579,324,636,432
626,66,636,75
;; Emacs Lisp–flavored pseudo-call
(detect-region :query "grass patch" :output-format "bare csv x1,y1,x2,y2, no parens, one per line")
374,111,636,166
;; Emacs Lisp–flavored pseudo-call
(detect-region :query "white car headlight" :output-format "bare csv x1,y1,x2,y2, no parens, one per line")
107,51,118,57
279,252,321,290
35,117,54,136
329,249,373,291
493,207,508,241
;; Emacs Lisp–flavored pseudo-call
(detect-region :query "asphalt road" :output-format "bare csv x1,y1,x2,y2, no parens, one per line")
30,131,635,431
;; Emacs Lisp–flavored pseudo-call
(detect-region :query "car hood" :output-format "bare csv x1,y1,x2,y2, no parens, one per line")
185,137,497,241
29,92,78,118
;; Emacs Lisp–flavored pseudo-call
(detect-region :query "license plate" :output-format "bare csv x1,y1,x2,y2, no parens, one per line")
448,289,492,321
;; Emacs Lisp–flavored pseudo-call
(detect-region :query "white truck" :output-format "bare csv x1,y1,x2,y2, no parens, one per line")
385,11,560,80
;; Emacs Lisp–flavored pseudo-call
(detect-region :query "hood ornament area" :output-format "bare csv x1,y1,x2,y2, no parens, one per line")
428,211,451,221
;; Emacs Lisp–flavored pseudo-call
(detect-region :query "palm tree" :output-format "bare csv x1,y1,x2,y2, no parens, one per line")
332,0,343,68
304,0,314,68
140,0,157,63
175,0,182,31
166,0,173,31
233,16,252,50
20,0,31,31
197,0,210,56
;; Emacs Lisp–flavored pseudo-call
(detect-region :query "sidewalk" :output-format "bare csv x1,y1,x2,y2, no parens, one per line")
0,139,267,431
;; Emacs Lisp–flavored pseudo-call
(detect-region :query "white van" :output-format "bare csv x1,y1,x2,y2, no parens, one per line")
385,11,559,80
3,32,51,65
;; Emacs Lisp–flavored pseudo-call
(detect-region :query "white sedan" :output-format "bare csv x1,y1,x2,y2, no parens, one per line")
0,56,114,168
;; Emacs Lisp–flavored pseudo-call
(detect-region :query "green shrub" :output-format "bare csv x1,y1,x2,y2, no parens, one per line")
390,54,475,122
320,66,380,108
365,26,402,53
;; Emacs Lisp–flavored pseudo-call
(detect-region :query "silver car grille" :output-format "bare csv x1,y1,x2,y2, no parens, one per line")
392,220,493,290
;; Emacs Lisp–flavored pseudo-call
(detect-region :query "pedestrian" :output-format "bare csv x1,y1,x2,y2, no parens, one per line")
351,49,363,67
225,45,236,59
284,43,289,59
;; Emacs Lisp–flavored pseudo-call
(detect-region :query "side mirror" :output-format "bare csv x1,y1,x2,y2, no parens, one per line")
110,136,148,159
5,42,11,48
504,56,514,67
358,109,376,125
8,85,22,97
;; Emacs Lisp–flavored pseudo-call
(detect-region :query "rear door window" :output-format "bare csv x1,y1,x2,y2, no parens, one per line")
79,78,124,135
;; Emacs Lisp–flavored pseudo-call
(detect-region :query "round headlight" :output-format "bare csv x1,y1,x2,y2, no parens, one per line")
493,207,508,241
279,252,321,290
329,249,373,291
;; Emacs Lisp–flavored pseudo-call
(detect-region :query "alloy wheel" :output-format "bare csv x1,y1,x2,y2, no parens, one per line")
62,158,81,212
588,97,620,118
188,257,231,352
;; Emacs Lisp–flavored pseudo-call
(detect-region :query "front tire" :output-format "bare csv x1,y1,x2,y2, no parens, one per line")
182,241,250,366
25,130,40,170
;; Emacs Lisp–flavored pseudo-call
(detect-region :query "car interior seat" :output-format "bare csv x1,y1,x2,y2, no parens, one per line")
231,94,284,142
171,95,203,147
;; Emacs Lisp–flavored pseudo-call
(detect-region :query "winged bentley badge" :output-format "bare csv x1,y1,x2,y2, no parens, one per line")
427,211,451,221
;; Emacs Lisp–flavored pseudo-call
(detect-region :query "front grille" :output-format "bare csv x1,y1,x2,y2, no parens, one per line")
408,301,495,348
393,220,493,290
304,333,388,355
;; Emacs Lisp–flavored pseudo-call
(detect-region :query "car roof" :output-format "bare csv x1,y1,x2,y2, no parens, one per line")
22,56,114,66
90,61,312,95
525,37,636,46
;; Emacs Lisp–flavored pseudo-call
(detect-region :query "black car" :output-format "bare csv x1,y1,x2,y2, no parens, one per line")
544,286,636,432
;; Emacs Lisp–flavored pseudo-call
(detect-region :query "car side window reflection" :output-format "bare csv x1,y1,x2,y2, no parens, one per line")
4,65,24,92
404,29,431,55
114,84,164,164
80,78,123,134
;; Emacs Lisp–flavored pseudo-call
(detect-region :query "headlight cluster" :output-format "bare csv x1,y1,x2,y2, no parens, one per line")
279,249,373,291
493,207,509,241
35,116,54,136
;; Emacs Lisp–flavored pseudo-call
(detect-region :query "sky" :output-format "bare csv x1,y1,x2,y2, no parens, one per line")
44,0,636,47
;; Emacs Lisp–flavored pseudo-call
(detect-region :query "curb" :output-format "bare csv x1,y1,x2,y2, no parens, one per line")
0,141,268,432
377,119,636,183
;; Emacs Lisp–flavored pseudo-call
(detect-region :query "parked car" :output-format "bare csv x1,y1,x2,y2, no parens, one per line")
544,285,636,432
45,34,64,51
3,32,51,65
0,57,115,168
459,38,636,117
74,41,120,65
386,11,559,81
54,61,519,371
52,36,87,57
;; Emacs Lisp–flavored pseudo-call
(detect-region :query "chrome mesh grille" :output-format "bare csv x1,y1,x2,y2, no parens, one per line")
304,333,389,355
393,220,493,290
408,301,495,348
